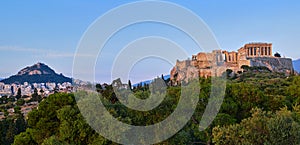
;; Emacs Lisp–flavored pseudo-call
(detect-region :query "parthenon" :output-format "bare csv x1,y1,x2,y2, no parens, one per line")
238,43,272,58
170,42,294,84
222,43,275,72
224,43,272,60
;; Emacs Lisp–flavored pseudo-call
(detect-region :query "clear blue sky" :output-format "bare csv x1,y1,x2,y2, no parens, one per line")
0,0,299,83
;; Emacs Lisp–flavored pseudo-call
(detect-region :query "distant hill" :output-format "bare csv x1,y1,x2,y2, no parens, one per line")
293,59,300,73
0,62,72,84
133,74,170,87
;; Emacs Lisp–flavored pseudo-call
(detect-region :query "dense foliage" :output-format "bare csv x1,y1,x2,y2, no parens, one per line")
0,104,26,145
11,70,300,144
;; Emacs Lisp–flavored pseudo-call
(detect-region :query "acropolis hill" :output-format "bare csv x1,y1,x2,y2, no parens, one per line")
170,42,295,84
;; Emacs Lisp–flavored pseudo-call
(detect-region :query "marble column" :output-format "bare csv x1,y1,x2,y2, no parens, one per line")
235,53,237,61
247,48,250,56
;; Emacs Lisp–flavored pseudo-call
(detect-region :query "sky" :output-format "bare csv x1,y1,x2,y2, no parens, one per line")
0,0,300,83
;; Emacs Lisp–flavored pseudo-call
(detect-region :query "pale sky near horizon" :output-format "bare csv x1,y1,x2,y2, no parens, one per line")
0,0,299,83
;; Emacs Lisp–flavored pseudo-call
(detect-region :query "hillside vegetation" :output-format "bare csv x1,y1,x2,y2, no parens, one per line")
5,70,300,145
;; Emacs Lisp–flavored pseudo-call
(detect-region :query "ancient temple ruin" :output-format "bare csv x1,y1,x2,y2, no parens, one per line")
170,42,294,84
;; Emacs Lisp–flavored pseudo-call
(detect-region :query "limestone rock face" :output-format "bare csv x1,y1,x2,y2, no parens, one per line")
250,57,294,74
17,62,55,76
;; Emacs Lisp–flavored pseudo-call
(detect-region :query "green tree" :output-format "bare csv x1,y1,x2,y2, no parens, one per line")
95,83,102,93
287,76,300,103
31,88,42,102
266,107,300,145
16,88,21,100
128,80,132,90
14,93,109,145
241,65,250,71
161,74,165,81
16,99,25,106
5,121,17,145
13,129,36,145
25,93,76,144
39,89,45,98
41,136,65,145
274,52,281,57
212,107,300,145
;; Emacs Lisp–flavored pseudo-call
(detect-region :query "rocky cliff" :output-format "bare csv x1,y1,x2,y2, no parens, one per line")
250,57,294,74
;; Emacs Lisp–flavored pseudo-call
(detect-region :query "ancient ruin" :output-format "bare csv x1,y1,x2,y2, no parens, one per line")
170,42,294,84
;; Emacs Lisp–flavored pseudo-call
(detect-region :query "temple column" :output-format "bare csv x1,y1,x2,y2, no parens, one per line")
234,53,236,61
228,54,230,61
265,47,268,56
247,48,249,56
259,48,262,56
233,53,236,61
220,54,223,62
256,48,258,56
249,48,251,56
248,48,250,56
235,53,237,61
